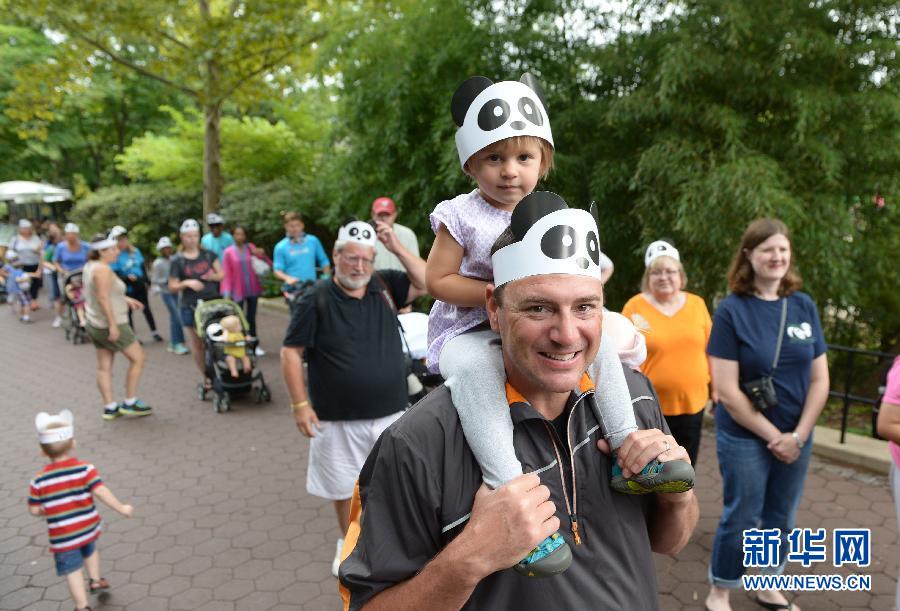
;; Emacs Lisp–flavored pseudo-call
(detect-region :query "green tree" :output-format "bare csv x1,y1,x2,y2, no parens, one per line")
5,0,335,218
326,0,899,348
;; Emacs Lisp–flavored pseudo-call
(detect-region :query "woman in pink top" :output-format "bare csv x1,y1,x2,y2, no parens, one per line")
220,224,272,355
875,356,900,611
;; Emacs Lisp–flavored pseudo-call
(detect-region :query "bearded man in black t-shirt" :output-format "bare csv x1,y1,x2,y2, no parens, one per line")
280,219,427,577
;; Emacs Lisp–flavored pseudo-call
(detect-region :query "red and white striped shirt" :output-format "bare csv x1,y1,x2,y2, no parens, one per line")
28,457,103,553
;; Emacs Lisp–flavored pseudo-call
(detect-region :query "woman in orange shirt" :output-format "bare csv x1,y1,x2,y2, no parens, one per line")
622,240,711,465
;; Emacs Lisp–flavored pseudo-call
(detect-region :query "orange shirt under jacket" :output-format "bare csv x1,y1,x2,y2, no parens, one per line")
622,292,712,416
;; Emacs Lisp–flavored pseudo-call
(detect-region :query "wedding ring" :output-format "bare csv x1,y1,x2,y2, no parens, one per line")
663,440,671,453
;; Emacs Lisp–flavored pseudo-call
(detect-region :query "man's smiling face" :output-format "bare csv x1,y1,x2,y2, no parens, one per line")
487,273,604,398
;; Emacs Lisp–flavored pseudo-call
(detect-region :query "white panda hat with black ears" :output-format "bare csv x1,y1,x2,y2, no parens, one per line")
452,73,554,168
492,192,603,287
337,220,377,247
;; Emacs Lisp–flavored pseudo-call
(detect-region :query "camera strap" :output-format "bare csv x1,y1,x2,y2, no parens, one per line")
771,298,788,372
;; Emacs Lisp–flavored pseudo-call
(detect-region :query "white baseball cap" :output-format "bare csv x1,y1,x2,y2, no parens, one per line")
18,219,32,229
206,213,224,225
64,222,80,234
180,219,200,234
156,236,173,250
109,225,128,239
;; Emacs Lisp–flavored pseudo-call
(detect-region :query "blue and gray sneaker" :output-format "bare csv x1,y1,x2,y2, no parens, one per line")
513,532,572,577
102,406,121,421
611,457,694,495
120,399,153,417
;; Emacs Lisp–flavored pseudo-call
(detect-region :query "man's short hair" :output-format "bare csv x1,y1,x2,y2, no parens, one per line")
489,226,517,305
283,211,303,224
39,423,74,459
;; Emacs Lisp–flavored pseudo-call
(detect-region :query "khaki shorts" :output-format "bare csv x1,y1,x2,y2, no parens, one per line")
86,323,136,352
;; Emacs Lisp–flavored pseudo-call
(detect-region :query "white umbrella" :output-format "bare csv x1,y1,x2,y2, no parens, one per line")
0,181,72,204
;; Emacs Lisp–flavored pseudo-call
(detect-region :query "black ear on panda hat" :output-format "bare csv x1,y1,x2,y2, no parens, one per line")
492,192,603,287
451,73,554,168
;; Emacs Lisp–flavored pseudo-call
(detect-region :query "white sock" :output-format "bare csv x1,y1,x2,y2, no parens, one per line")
124,397,137,406
105,402,118,410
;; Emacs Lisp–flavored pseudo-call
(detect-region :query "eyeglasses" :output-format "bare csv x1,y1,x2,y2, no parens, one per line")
649,269,679,277
341,254,375,267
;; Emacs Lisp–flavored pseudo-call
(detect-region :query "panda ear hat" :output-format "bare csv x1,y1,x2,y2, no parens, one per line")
452,73,554,168
337,220,376,248
492,191,603,287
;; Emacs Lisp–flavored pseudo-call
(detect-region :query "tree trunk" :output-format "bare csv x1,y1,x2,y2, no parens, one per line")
203,101,223,221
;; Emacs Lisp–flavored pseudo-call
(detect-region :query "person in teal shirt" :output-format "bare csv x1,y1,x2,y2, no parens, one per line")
200,213,234,259
273,211,330,294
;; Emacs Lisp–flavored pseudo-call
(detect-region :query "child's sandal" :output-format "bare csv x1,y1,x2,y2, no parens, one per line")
89,578,109,593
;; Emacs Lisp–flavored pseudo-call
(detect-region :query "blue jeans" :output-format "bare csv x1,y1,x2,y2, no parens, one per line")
709,426,813,587
160,291,185,344
54,540,96,576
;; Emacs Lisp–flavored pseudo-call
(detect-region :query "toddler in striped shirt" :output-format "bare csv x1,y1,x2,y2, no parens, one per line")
28,409,134,611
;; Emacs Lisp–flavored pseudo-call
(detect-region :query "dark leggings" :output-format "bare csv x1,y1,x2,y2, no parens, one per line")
238,296,258,338
126,280,157,333
664,410,705,468
22,264,41,300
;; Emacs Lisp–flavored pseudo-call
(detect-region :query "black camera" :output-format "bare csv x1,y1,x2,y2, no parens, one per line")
740,376,778,411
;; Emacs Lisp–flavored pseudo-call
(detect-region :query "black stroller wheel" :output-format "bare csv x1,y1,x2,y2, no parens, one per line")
262,386,272,403
198,383,207,401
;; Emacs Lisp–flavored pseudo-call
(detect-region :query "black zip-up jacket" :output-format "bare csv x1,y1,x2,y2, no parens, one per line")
340,367,670,610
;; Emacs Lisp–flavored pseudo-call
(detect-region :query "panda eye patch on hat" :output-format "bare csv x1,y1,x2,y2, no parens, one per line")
492,192,603,287
452,73,554,168
337,220,376,247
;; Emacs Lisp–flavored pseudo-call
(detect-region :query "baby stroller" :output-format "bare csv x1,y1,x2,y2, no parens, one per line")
195,299,272,413
61,269,88,345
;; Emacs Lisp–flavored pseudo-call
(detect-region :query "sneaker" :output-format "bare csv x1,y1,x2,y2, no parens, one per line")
102,406,121,421
514,532,573,577
254,346,265,357
52,316,62,328
332,538,344,578
152,332,164,342
610,458,695,495
20,315,32,323
120,400,153,417
172,342,190,355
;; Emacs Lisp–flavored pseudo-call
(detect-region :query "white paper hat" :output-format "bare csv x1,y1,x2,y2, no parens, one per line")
337,220,376,247
156,236,173,251
35,409,74,444
180,219,200,234
109,225,128,239
452,73,554,168
206,213,224,225
90,236,116,251
644,240,680,267
64,222,80,234
492,192,604,287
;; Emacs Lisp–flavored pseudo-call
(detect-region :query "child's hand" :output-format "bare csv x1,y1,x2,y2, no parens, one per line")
120,504,134,518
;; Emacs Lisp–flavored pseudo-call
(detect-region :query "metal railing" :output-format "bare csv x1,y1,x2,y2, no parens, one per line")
826,344,896,443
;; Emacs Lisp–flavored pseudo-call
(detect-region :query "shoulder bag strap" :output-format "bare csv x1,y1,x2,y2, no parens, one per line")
372,271,413,357
771,298,788,372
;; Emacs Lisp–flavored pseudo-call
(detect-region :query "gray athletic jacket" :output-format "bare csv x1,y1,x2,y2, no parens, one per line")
339,367,670,610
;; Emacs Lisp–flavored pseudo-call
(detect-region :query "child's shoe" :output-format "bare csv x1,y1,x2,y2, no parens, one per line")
89,577,110,594
102,406,121,421
120,399,152,417
152,332,164,342
513,532,572,577
611,457,694,495
170,342,189,355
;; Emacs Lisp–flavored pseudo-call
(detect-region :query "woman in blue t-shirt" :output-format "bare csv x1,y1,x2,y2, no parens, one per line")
110,226,162,342
704,219,829,611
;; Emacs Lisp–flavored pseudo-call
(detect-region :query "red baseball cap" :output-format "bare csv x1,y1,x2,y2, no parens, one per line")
371,197,396,215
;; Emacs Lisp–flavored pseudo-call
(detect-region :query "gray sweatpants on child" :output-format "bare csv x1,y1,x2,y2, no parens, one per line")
440,328,637,489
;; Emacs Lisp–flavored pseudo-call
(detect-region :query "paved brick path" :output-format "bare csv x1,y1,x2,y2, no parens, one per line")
0,296,896,610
